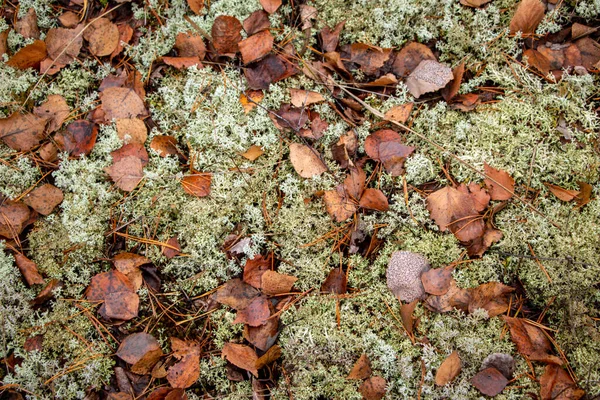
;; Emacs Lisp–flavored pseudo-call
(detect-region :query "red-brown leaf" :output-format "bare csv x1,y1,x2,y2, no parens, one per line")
359,188,389,211
212,16,242,54
540,364,585,400
0,112,47,151
167,338,201,388
244,54,297,90
364,129,415,176
260,0,282,14
232,295,270,326
320,21,345,53
471,367,508,396
45,27,83,65
392,42,435,77
261,270,298,295
23,184,63,216
14,253,44,286
421,266,454,296
116,332,164,374
106,156,144,192
181,174,212,197
468,282,514,317
435,351,461,386
347,354,372,380
509,0,546,36
243,11,271,36
359,376,386,400
6,40,47,70
222,343,258,377
502,316,563,364
239,30,273,64
484,163,515,201
0,202,32,239
214,278,260,310
321,268,347,294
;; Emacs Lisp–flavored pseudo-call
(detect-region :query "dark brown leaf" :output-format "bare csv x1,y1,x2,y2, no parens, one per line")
244,313,279,351
320,21,345,53
502,316,563,364
116,333,164,375
321,268,347,294
540,364,585,400
364,129,415,176
214,278,260,310
244,54,297,90
31,279,62,306
14,253,44,286
471,367,508,396
162,236,181,259
243,10,271,36
346,43,392,75
359,376,386,400
392,42,435,77
86,270,135,301
441,63,465,102
426,186,484,242
181,174,212,197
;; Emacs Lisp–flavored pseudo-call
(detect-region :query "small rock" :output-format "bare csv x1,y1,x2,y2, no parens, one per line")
386,251,430,302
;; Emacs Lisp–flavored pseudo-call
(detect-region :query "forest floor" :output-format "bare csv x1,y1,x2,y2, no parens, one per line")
0,0,600,399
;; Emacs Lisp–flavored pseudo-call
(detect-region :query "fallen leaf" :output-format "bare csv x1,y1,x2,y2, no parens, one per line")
441,63,465,102
421,266,454,296
106,156,144,192
298,4,317,30
175,32,206,59
215,278,260,310
244,53,297,90
502,316,563,364
359,376,386,400
460,0,492,7
359,73,398,88
239,30,273,64
233,295,270,326
435,351,461,386
392,42,436,77
571,23,598,40
116,118,147,144
111,143,149,166
471,367,509,396
509,0,546,36
0,112,47,151
34,95,70,133
484,163,515,201
290,89,325,108
321,268,347,294
523,49,551,75
23,184,63,216
243,254,271,288
364,129,415,176
241,145,264,161
384,103,413,124
23,334,43,352
162,236,181,259
55,120,98,156
346,43,392,75
426,186,484,242
457,182,490,212
187,0,204,15
84,18,119,56
16,8,40,39
163,56,203,70
0,30,7,56
31,279,62,306
574,181,592,207
103,291,139,320
331,130,358,169
212,16,242,54
405,60,454,98
6,40,47,70
323,188,358,222
86,270,139,320
425,280,471,313
347,354,372,380
574,37,600,70
261,270,298,295
150,135,179,157
540,364,585,400
111,24,134,60
14,253,44,286
181,174,212,197
255,344,282,370
243,10,271,36
359,188,389,211
289,143,327,178
116,333,164,375
0,202,32,239
240,90,264,114
58,11,79,28
244,312,279,351
167,338,201,389
272,104,309,131
101,87,147,120
320,21,345,53
468,282,514,317
544,183,579,202
113,252,150,291
400,299,418,337
481,353,516,380
45,27,83,64
221,343,258,377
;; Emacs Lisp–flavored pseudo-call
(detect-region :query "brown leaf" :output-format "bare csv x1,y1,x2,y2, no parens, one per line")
471,367,509,396
344,167,366,200
426,186,484,242
425,280,471,313
574,37,600,70
233,295,270,326
400,299,418,336
175,32,206,59
331,130,358,169
243,254,271,288
359,189,389,211
150,135,179,157
523,49,551,75
84,18,119,56
244,312,279,351
364,129,415,176
359,73,398,88
241,145,264,161
289,143,327,178
215,278,260,310
441,63,465,102
421,266,454,296
23,184,63,216
0,30,7,57
272,104,309,131
290,89,325,108
111,24,134,60
23,334,43,352
484,163,515,201
6,40,47,70
321,268,347,294
320,21,345,53
392,42,435,77
323,188,358,222
101,87,147,120
116,333,164,375
14,253,44,286
457,182,490,212
261,270,297,295
435,351,461,386
571,23,598,40
103,291,139,320
239,90,264,114
502,316,563,364
0,202,32,239
540,364,585,400
162,236,181,259
106,156,144,192
509,0,546,36
187,0,204,15
575,181,592,207
111,143,149,166
167,338,201,389
384,103,413,124
239,30,273,64
45,27,83,64
16,8,40,39
113,252,150,290
468,282,514,317
163,56,203,69
347,354,372,380
260,0,281,14
244,53,297,90
460,0,492,7
359,376,386,400
181,174,212,197
58,11,80,28
55,120,98,156
0,112,47,151
212,16,242,54
34,95,69,133
222,343,258,377
406,60,454,98
544,183,579,202
255,344,281,370
243,10,271,36
347,43,392,75
31,279,62,306
116,118,147,144
298,4,317,30
538,45,566,70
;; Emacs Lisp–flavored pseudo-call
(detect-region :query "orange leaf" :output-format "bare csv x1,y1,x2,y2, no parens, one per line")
222,343,258,377
435,351,461,386
484,163,515,201
181,174,212,197
211,16,242,54
509,0,546,36
167,338,201,389
359,376,386,400
359,188,389,211
347,354,372,380
239,30,273,64
261,270,298,295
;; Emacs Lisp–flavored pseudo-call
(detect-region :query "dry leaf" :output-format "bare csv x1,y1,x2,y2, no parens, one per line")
425,280,471,313
421,266,454,296
0,202,32,239
321,268,347,294
162,236,181,259
57,119,98,156
347,354,372,380
111,143,149,166
232,295,270,326
23,184,63,216
31,279,62,306
540,364,585,400
571,23,598,40
359,376,386,400
289,143,327,178
113,252,150,291
509,0,545,36
150,135,179,157
261,270,298,295
243,254,271,289
574,37,600,70
16,8,40,39
359,188,389,211
163,57,202,69
212,16,242,54
468,282,514,317
244,53,297,90
290,89,325,108
241,145,264,161
384,103,413,124
347,43,392,75
426,186,484,241
181,174,211,197
116,118,147,144
523,49,551,75
320,21,345,53
244,313,279,351
544,183,579,202
365,129,415,176
323,188,358,222
471,367,509,396
255,344,282,370
392,42,435,77
14,253,44,286
222,343,258,377
6,40,47,70
34,94,70,133
239,30,273,64
45,27,83,64
84,18,119,56
260,0,281,14
435,351,461,386
116,333,164,375
187,0,204,15
101,87,147,120
400,299,418,337
243,10,271,36
460,0,492,7
175,32,206,59
167,338,201,389
215,278,260,310
106,156,144,192
484,163,515,201
103,291,139,320
240,90,264,114
0,112,47,151
441,63,465,102
502,316,563,364
405,60,454,98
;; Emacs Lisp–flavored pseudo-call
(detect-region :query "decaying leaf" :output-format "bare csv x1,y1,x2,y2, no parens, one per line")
244,313,279,351
116,118,147,144
6,40,47,70
468,282,514,317
392,42,436,77
405,60,454,98
260,0,281,14
84,18,119,57
222,343,258,377
45,27,83,64
539,364,585,400
290,89,325,108
16,8,40,39
215,278,260,310
289,143,327,178
181,174,212,197
244,53,297,90
105,155,144,192
509,0,546,36
523,49,551,75
346,43,392,75
241,145,264,161
150,135,179,157
484,163,515,201
320,21,345,53
113,252,150,291
435,351,461,386
86,270,139,321
0,112,47,151
255,344,282,370
400,299,418,337
56,119,98,156
111,143,149,166
212,16,242,54
0,202,32,239
243,254,271,288
384,103,413,124
162,236,181,259
240,90,265,114
321,268,347,294
14,253,44,286
471,367,509,396
359,376,387,400
175,31,206,59
425,280,471,313
101,87,147,120
347,354,372,380
23,184,63,216
421,266,454,296
358,188,389,211
239,30,273,64
116,333,164,375
34,95,70,133
187,0,204,15
243,10,271,36
232,295,270,326
261,270,298,295
502,316,563,364
167,338,201,389
364,129,415,176
323,188,358,222
544,182,579,202
460,0,492,7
